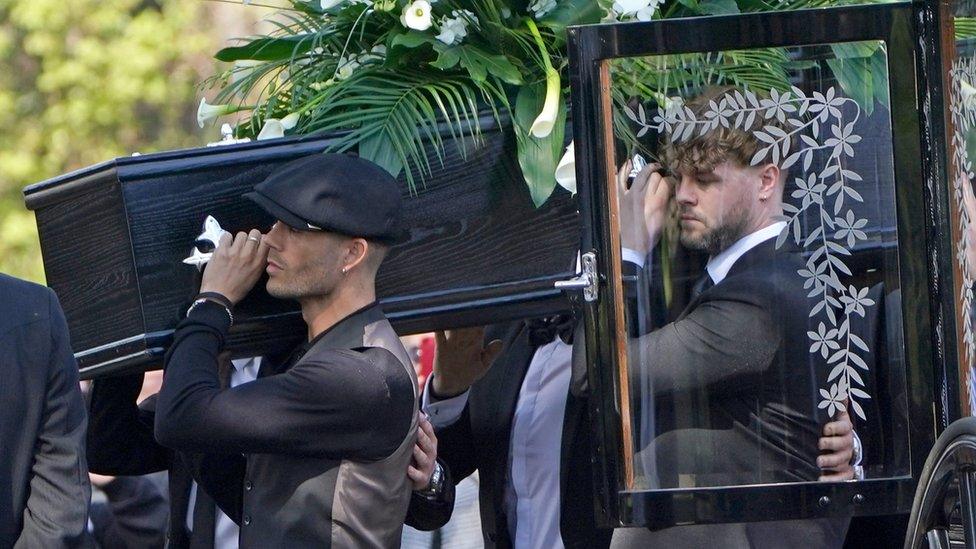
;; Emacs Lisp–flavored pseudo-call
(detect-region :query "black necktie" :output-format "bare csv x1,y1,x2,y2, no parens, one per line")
691,271,715,300
526,313,577,347
189,488,216,548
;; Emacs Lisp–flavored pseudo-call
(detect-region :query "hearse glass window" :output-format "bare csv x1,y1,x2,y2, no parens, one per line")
607,41,910,490
948,0,976,418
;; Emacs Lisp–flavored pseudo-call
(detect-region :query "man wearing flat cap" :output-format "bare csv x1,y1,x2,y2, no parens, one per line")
154,153,420,548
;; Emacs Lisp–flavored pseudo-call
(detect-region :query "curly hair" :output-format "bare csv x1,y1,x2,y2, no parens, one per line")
661,86,792,176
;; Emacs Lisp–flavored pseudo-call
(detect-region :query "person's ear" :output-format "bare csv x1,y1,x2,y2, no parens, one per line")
341,238,369,274
758,163,780,201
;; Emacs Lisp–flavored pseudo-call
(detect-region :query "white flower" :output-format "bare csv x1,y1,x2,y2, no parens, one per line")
360,44,387,63
400,0,433,31
197,98,238,128
554,141,576,194
334,54,360,81
528,0,556,18
320,0,344,8
611,0,660,20
435,10,474,46
257,119,286,140
280,112,301,130
530,70,561,138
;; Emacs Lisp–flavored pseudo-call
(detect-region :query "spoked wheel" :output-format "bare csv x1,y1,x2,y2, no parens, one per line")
906,418,976,549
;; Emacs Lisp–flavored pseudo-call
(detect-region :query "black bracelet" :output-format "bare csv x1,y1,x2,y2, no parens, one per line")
187,298,234,326
197,291,233,310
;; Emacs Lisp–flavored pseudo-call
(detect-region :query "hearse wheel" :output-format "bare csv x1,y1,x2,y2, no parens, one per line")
905,417,976,549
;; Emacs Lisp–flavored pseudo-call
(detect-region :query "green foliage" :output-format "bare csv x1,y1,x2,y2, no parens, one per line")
0,0,221,282
513,78,567,207
827,42,889,116
207,0,906,203
206,0,590,191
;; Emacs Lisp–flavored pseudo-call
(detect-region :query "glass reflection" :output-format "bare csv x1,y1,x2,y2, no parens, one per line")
608,41,909,491
948,0,976,416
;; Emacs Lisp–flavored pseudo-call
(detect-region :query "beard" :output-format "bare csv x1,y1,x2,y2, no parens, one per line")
679,206,752,255
266,258,341,301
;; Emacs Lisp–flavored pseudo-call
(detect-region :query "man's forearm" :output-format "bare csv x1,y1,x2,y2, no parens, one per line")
154,300,228,452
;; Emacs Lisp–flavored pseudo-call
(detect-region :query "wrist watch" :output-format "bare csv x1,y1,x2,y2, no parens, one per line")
416,461,445,498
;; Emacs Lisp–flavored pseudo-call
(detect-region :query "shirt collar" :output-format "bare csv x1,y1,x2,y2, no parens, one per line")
231,356,261,373
705,221,787,285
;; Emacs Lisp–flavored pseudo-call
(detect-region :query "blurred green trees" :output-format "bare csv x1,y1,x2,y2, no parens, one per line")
0,0,226,282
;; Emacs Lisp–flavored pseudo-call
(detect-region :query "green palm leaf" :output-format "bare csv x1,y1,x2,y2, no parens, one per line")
299,69,497,192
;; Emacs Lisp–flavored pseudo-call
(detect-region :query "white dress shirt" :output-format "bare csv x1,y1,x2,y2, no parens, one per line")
185,356,262,549
704,221,787,284
423,340,573,549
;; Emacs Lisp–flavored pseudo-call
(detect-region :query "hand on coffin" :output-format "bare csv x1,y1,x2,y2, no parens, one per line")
408,412,437,490
199,229,270,305
816,406,855,481
617,159,672,257
430,328,503,399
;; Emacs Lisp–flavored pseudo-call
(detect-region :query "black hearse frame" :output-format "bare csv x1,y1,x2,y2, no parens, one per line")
567,1,951,529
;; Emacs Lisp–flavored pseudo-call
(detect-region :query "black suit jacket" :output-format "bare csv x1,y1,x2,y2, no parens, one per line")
88,475,169,549
429,321,611,549
0,274,90,548
629,238,830,486
87,372,230,549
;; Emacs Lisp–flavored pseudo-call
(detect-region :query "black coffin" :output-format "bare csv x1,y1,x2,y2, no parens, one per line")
23,119,580,378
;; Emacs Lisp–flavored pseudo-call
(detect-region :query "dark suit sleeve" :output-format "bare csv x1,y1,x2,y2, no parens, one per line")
633,285,780,395
87,374,172,475
14,289,90,548
155,301,414,459
405,385,479,531
430,403,479,484
89,476,168,549
183,452,247,524
404,460,456,531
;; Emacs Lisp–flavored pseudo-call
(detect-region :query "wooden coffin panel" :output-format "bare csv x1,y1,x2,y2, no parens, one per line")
25,119,580,378
31,178,144,352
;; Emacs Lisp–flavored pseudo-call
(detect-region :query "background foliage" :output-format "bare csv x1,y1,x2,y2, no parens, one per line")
0,0,253,282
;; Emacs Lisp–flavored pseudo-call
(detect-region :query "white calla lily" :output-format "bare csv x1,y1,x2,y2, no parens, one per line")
256,119,286,140
280,112,301,130
554,141,576,195
400,0,433,31
197,98,240,128
530,69,560,138
320,0,344,9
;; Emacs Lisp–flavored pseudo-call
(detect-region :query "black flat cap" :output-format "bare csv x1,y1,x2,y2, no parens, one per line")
244,153,404,243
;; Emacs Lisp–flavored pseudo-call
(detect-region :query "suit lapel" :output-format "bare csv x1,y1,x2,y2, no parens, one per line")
488,324,536,450
676,238,781,319
559,389,585,496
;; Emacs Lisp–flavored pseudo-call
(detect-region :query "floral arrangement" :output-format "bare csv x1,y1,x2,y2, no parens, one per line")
198,0,887,205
